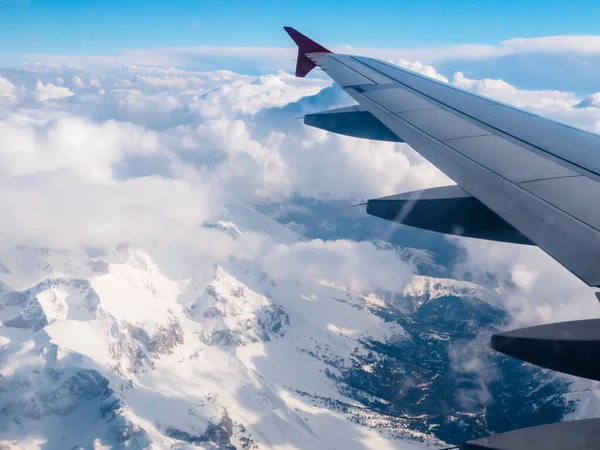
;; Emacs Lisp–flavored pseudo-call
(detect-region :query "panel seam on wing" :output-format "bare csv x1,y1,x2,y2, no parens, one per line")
349,56,600,182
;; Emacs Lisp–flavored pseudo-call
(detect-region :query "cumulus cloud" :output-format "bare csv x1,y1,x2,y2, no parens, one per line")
2,53,600,318
450,71,600,132
0,63,423,289
0,75,17,103
393,58,449,82
196,71,329,117
451,238,600,327
0,115,160,180
355,35,600,66
137,74,205,88
504,36,600,55
261,239,414,293
34,80,75,101
0,172,210,249
577,92,600,108
452,71,578,109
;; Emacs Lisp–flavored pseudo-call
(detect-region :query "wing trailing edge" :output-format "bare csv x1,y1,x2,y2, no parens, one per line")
284,26,331,77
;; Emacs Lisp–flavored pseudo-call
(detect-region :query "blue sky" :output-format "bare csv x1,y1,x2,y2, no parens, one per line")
2,0,600,54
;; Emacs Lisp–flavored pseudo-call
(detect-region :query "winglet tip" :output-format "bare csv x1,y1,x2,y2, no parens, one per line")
283,26,331,78
283,26,331,53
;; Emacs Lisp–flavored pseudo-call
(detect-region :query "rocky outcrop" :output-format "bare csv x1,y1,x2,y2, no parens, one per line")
109,314,185,375
188,267,289,347
165,412,236,449
2,278,100,331
43,369,110,416
2,369,110,421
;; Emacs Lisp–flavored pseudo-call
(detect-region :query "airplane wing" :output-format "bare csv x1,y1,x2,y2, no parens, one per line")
284,26,600,289
284,26,600,449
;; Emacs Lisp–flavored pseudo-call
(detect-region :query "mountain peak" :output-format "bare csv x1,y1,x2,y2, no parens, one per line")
186,265,289,347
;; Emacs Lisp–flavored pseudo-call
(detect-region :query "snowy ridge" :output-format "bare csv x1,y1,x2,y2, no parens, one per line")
403,275,484,300
184,265,289,347
0,236,436,449
1,202,564,449
401,275,503,310
2,278,99,331
0,213,570,450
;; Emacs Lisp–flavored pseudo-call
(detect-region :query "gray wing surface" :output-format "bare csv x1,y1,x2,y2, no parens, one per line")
307,51,600,287
283,27,600,447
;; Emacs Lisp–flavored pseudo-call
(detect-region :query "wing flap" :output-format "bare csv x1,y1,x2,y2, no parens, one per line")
447,135,578,183
521,176,600,232
398,108,493,141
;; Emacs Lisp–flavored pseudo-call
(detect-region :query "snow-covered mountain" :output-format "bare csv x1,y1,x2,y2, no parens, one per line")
3,48,600,450
0,204,580,449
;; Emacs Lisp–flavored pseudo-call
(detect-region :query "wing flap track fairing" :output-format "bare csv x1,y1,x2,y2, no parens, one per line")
366,185,534,245
304,106,404,142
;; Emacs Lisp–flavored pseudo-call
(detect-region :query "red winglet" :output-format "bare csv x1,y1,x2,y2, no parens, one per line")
284,26,332,77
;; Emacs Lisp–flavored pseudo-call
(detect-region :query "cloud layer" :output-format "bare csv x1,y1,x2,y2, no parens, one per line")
0,63,431,293
2,51,600,320
9,35,600,69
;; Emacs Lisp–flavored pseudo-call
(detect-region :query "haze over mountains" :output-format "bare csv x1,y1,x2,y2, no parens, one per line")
1,57,600,448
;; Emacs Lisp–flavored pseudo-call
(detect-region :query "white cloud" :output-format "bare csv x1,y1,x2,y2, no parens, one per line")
577,92,600,108
451,238,600,326
196,71,329,117
72,75,85,87
12,35,600,73
503,36,600,55
354,36,600,65
34,80,75,101
0,115,160,181
137,74,205,88
452,71,578,109
4,44,600,447
0,172,213,251
0,75,17,103
2,57,600,321
0,65,423,289
279,130,451,200
22,61,84,71
261,239,414,293
450,71,600,132
393,58,449,82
